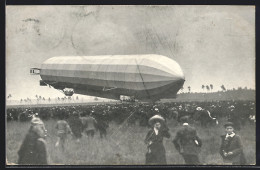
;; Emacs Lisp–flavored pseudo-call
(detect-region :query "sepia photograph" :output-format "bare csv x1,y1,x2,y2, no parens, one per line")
6,5,255,165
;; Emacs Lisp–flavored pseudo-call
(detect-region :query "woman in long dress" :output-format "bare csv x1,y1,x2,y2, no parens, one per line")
144,115,170,164
18,117,48,165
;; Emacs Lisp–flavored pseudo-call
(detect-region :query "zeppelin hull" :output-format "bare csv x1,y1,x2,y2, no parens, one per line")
40,55,185,100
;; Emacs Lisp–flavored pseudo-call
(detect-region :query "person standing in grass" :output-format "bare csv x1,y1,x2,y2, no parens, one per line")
172,116,202,165
81,112,97,138
219,122,246,165
17,117,48,165
144,115,170,165
68,111,83,142
55,114,73,151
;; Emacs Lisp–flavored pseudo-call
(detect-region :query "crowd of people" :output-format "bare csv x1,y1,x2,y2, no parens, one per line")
7,100,256,128
6,100,255,165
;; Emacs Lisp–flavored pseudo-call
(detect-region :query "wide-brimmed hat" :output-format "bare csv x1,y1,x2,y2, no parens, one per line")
148,115,165,125
229,105,235,108
196,107,203,111
224,122,234,128
31,117,44,126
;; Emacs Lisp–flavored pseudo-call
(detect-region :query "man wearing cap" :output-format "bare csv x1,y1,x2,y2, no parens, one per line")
17,117,48,165
172,116,202,165
219,122,246,165
144,115,170,164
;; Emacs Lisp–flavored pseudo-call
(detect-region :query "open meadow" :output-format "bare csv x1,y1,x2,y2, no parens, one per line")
6,117,255,165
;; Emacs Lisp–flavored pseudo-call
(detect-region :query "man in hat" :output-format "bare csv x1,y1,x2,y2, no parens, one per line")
17,117,48,165
172,116,202,165
219,122,246,165
144,115,170,164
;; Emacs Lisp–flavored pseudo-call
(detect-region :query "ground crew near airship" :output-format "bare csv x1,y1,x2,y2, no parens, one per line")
17,117,49,165
55,114,73,151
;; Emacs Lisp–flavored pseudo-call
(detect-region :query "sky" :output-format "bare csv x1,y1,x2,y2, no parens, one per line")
6,5,255,101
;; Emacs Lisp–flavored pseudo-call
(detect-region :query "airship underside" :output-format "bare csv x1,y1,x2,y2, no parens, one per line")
34,54,185,101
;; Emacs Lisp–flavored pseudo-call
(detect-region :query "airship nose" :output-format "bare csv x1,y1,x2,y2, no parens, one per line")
170,68,185,82
175,70,185,81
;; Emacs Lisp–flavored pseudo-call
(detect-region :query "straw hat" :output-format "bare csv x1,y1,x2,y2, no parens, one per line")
196,107,203,111
148,115,165,126
31,117,44,126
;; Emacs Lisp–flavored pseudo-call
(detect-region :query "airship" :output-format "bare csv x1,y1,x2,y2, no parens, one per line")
30,54,185,102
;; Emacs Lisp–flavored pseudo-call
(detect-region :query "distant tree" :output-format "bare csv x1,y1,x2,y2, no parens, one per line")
35,95,38,98
43,97,45,100
202,85,205,91
188,86,191,93
76,96,79,100
244,86,248,90
94,97,98,101
210,84,213,91
206,85,210,92
48,97,51,102
221,85,226,91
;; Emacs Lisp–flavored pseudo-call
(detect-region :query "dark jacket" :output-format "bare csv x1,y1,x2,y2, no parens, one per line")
18,132,48,165
172,125,202,156
144,128,170,164
68,116,83,138
219,134,246,164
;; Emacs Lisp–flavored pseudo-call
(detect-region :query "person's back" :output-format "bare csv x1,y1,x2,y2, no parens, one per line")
68,115,82,129
84,116,97,131
173,123,202,164
55,119,72,150
18,131,38,164
18,119,48,165
56,120,72,134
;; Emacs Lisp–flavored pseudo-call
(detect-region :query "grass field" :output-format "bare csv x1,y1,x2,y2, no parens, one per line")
6,118,256,165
